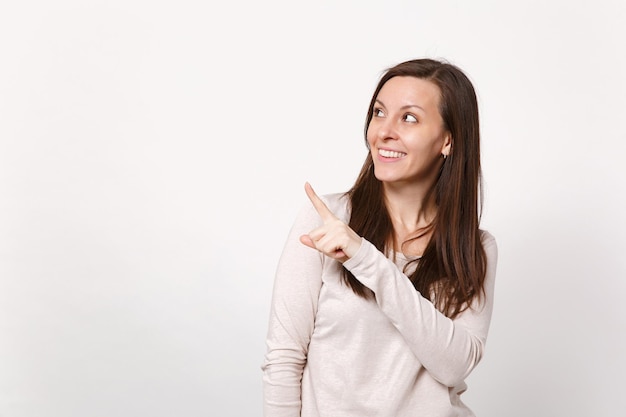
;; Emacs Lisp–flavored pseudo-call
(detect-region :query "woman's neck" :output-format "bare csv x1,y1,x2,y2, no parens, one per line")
383,181,437,256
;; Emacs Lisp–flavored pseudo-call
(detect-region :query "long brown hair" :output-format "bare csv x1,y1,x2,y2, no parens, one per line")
344,58,487,319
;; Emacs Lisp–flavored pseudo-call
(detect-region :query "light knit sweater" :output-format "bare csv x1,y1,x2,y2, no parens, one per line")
262,192,498,417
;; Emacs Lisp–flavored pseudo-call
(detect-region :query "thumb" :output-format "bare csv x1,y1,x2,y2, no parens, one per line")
299,234,316,249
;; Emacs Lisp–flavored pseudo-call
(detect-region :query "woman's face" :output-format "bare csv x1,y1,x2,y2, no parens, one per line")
366,76,451,187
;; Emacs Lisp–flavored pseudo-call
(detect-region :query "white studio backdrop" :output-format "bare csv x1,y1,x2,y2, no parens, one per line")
1,1,624,416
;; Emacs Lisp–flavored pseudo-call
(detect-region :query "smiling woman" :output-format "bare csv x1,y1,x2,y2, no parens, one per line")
367,76,451,197
261,58,497,417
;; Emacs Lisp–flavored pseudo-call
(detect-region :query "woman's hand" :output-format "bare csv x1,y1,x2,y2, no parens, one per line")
299,182,362,263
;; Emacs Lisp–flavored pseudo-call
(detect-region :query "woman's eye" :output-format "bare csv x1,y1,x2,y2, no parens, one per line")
374,108,385,117
404,114,418,123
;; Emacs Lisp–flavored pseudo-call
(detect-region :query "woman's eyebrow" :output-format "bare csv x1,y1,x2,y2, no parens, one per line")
376,99,425,112
401,104,426,112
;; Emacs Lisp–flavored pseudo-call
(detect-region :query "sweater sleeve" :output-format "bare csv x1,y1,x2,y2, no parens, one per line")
342,231,498,387
261,202,325,417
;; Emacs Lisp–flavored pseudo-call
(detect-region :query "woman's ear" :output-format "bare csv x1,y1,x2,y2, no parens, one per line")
441,132,452,157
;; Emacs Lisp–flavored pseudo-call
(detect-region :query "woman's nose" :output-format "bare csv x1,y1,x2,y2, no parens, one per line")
378,118,397,140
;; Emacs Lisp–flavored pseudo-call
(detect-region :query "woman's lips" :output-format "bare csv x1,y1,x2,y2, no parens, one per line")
378,148,406,159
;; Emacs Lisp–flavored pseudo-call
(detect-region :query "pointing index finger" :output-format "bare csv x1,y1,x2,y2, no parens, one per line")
304,182,337,222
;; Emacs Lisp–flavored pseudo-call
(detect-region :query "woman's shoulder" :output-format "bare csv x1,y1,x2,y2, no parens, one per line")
295,191,350,226
318,191,350,208
318,192,351,222
479,229,497,252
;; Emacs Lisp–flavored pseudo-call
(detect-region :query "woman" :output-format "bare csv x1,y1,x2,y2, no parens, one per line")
262,58,498,417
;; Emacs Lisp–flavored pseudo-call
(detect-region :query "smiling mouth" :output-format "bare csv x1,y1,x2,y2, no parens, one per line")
378,149,406,158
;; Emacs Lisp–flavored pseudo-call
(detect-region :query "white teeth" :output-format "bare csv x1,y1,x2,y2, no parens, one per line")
379,149,406,158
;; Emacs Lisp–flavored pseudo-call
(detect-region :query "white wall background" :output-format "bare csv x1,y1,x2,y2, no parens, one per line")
1,1,624,416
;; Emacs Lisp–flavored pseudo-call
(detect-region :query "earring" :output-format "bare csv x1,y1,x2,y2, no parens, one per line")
442,153,448,160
